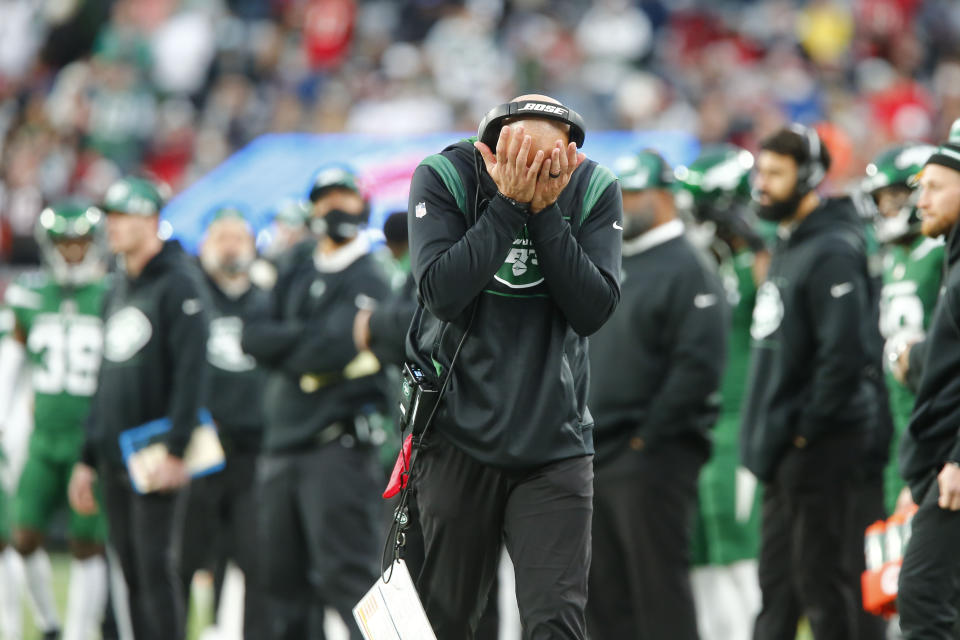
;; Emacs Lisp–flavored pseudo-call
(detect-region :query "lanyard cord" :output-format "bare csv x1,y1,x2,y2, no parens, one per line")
381,147,486,582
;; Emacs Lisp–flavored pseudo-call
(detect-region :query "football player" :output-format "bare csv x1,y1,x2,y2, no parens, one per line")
675,145,766,640
0,201,110,640
862,143,943,515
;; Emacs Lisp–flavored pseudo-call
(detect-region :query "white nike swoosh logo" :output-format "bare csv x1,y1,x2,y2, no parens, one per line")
613,221,623,231
694,293,718,308
830,282,854,298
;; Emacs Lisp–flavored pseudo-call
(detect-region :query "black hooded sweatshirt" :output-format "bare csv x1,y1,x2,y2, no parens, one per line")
741,197,877,482
405,138,622,469
202,273,270,452
588,223,729,462
83,240,210,468
899,224,960,497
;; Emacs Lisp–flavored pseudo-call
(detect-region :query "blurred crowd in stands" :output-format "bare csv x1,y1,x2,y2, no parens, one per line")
2,0,960,265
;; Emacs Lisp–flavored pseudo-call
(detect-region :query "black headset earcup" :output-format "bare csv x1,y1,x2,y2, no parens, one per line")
477,106,504,150
789,123,825,192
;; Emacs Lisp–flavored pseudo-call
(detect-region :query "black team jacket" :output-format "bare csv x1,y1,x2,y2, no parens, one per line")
588,220,729,463
83,240,210,468
900,223,960,498
405,138,622,470
741,198,877,483
242,237,391,453
202,273,270,453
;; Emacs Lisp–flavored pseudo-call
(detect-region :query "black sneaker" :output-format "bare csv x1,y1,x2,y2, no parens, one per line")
42,630,61,640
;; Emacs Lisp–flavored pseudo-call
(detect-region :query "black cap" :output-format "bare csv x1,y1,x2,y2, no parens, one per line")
308,165,361,203
925,142,960,175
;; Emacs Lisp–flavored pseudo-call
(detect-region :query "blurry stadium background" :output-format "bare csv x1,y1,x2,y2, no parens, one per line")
3,0,960,637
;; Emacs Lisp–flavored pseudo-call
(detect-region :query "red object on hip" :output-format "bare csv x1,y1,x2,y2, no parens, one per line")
383,434,414,499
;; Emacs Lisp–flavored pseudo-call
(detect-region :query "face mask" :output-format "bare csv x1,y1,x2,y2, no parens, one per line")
621,206,658,240
312,209,363,244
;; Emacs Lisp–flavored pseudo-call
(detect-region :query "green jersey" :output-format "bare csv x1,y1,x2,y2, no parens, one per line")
694,246,761,566
718,249,757,418
4,272,107,461
880,235,944,512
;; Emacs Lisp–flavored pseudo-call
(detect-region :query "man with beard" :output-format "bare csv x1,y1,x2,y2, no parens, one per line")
741,126,877,640
587,149,729,639
861,145,943,517
241,167,390,639
896,141,960,639
172,207,268,638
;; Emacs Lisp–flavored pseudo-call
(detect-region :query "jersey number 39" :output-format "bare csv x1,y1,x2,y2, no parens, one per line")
27,316,102,397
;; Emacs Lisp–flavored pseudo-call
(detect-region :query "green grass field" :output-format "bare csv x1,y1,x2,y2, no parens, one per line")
21,553,213,640
27,553,816,640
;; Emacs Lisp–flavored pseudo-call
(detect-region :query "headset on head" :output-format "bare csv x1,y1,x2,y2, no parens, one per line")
788,123,827,194
477,100,587,151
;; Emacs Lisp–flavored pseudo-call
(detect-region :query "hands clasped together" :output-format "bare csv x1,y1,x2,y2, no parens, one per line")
475,124,586,214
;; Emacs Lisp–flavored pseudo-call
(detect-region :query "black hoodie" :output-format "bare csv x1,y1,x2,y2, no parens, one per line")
899,225,960,497
741,197,877,482
202,273,270,452
242,238,391,453
588,223,729,462
83,240,210,468
405,138,622,469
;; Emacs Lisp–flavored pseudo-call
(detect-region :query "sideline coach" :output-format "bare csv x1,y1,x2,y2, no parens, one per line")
406,94,622,639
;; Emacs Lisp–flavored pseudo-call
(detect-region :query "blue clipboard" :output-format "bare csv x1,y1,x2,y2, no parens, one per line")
119,408,226,494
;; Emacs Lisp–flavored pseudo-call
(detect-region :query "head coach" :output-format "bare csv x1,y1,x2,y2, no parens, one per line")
403,94,622,638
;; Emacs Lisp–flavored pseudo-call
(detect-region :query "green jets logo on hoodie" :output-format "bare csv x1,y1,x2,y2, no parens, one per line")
494,228,544,289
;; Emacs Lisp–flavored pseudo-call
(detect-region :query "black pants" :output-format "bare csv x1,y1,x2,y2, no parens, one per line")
753,445,861,640
898,477,960,639
414,434,593,640
257,441,381,640
401,493,500,639
100,468,185,640
172,450,265,639
587,438,706,640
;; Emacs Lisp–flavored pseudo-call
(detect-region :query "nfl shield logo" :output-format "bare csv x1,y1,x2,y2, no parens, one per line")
415,202,427,218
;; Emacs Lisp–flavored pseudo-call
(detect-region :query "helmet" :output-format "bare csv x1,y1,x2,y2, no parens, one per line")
862,144,936,243
674,144,754,222
674,144,766,251
615,149,674,192
35,201,106,286
102,176,166,216
271,199,310,228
